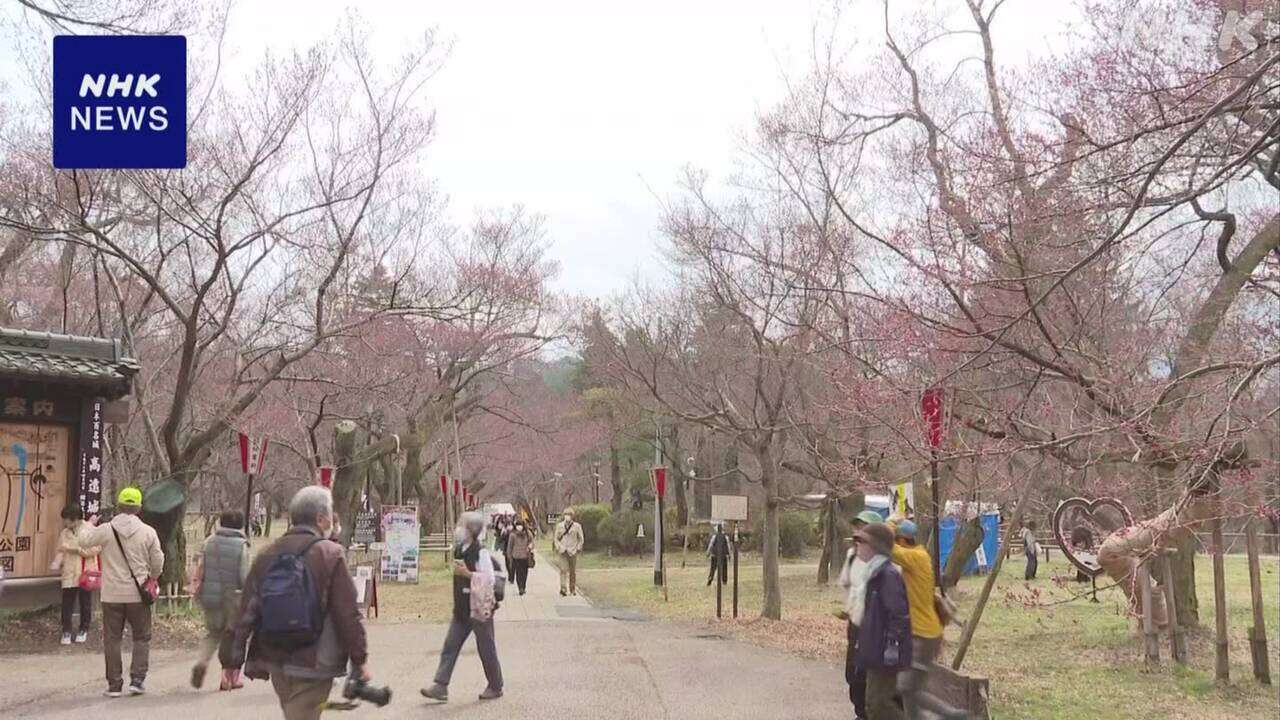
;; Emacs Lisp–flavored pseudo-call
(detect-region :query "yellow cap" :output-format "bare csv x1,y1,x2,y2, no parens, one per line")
117,487,143,507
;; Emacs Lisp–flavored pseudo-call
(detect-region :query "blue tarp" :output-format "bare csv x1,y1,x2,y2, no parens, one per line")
938,513,1000,575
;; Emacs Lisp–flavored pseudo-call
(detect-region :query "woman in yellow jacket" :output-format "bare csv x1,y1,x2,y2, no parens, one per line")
53,505,101,645
890,519,966,720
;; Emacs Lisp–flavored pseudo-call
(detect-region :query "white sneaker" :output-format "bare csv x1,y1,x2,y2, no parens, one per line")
74,631,88,643
127,682,145,696
60,633,72,645
103,689,121,698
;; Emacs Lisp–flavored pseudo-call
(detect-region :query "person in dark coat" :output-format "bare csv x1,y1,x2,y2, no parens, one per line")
853,522,912,720
706,523,731,586
421,511,504,703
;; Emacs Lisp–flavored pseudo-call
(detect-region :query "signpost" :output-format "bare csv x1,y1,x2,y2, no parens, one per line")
921,388,944,593
709,496,748,619
238,432,268,533
652,466,667,589
353,509,380,545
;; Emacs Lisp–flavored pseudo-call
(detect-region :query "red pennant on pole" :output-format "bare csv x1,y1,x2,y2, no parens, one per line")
453,477,460,496
921,387,944,449
318,466,334,489
238,433,269,475
653,466,667,499
439,474,448,496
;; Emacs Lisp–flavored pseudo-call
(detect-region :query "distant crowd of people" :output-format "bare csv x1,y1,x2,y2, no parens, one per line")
45,485,1049,719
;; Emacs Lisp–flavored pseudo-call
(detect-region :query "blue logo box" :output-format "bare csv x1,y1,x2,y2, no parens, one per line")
53,35,186,169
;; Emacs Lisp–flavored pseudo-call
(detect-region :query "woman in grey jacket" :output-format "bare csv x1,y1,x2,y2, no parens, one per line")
505,521,535,595
190,510,251,690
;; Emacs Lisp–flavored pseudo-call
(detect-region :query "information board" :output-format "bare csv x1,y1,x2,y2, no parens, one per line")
354,510,380,544
379,504,419,583
711,495,748,522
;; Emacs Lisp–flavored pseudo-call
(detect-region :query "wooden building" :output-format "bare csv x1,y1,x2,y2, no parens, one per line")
0,329,137,588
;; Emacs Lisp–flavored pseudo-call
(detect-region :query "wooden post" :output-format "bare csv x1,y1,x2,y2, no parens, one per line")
1139,561,1160,667
1211,513,1230,684
1159,554,1187,664
1244,518,1272,684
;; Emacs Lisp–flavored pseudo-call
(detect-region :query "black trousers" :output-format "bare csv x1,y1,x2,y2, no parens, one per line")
845,621,867,719
707,555,728,585
61,587,92,634
510,558,530,593
1025,552,1038,580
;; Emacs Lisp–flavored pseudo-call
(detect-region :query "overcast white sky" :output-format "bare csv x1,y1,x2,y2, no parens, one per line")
3,0,1083,299
227,0,829,300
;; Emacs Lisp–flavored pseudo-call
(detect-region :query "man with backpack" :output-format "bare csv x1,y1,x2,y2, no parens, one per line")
231,486,370,720
80,487,164,698
421,511,505,703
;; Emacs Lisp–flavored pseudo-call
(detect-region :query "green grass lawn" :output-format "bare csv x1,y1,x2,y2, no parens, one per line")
570,548,1280,720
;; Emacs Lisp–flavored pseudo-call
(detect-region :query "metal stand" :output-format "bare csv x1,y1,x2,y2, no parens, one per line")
732,523,740,619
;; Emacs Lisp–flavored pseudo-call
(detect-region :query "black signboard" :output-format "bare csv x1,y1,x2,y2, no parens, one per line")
353,510,380,544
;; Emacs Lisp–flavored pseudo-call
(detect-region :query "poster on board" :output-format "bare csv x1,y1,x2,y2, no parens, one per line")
379,505,419,583
890,482,915,518
354,509,380,545
1,422,70,579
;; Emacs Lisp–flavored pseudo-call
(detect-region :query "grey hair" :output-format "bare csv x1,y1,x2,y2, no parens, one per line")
458,510,485,539
289,486,334,527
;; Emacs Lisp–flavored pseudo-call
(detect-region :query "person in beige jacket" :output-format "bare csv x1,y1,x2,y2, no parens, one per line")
53,505,100,645
553,508,585,596
80,487,165,697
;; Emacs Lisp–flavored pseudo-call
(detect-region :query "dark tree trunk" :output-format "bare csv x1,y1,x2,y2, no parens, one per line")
333,421,364,547
1170,533,1200,628
609,444,622,513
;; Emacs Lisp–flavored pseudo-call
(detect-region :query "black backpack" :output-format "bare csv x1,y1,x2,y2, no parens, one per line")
256,536,326,649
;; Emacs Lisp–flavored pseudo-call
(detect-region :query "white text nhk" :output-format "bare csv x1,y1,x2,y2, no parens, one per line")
70,73,169,131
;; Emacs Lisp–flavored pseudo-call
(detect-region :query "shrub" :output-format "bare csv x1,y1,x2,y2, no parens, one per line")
779,511,814,557
748,510,815,557
598,509,653,554
571,503,611,550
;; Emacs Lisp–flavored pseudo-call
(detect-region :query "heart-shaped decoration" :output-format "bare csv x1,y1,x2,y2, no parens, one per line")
1052,497,1135,578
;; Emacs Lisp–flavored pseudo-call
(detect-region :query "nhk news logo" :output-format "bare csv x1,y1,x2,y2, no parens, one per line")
52,35,187,169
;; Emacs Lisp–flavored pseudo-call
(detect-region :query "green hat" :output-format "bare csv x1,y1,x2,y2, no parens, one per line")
854,510,882,526
117,487,143,507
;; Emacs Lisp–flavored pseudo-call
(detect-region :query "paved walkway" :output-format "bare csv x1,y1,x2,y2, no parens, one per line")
0,562,851,719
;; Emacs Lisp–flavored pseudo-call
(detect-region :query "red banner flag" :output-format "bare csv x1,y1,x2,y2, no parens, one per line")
652,466,667,499
318,466,334,489
453,477,460,496
439,474,448,496
238,432,269,475
921,388,944,449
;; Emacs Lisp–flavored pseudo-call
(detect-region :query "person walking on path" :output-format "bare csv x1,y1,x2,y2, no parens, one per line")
231,486,371,720
79,487,164,698
190,510,251,691
706,523,731,586
852,522,912,720
890,520,966,720
838,510,883,720
53,504,99,645
553,508,584,596
505,520,535,595
1021,520,1040,581
422,511,505,703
